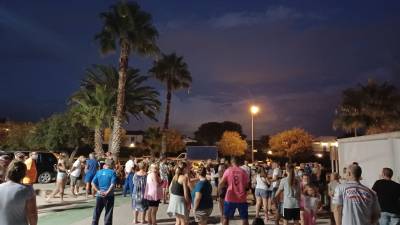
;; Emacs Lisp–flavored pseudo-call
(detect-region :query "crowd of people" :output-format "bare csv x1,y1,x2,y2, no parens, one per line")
0,150,399,225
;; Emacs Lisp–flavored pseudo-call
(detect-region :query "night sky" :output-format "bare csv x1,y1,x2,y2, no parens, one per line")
1,1,400,138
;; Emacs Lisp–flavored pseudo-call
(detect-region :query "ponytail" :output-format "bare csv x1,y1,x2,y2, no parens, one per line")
287,164,296,188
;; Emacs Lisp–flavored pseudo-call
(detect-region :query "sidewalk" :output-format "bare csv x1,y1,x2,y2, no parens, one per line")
35,183,330,225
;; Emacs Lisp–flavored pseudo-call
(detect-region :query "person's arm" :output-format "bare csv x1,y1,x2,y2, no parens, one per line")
218,173,227,194
332,185,343,225
193,192,202,211
26,192,38,225
91,173,99,194
274,178,284,199
333,205,342,225
182,177,190,203
104,172,118,196
370,193,381,225
261,176,270,185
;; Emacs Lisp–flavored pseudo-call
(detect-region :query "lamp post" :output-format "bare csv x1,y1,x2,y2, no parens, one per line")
250,105,259,163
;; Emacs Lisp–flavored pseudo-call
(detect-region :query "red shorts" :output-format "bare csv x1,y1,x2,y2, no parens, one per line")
161,179,169,188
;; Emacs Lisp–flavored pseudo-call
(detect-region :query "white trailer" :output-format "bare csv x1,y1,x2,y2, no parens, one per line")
338,131,400,188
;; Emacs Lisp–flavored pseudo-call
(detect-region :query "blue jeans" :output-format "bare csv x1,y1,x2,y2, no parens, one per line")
379,212,400,225
92,195,114,225
123,173,133,197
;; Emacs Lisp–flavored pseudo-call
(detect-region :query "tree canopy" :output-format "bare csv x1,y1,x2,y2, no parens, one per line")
0,122,35,150
217,131,247,156
142,127,185,156
333,79,400,136
269,128,313,161
194,121,245,145
28,111,91,152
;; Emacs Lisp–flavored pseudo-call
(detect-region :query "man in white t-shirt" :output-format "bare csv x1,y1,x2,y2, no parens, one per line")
123,155,135,197
70,156,85,197
333,164,380,225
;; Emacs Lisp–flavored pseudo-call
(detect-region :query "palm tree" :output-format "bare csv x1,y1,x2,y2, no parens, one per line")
72,65,160,157
149,53,192,154
95,2,159,156
70,85,114,155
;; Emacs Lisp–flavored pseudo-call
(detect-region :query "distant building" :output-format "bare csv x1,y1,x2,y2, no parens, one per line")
312,136,339,172
182,136,197,145
123,130,145,148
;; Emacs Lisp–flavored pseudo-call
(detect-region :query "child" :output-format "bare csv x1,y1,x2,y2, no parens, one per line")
301,185,321,225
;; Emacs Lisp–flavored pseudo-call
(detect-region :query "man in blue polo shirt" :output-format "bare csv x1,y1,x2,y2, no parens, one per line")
91,159,117,225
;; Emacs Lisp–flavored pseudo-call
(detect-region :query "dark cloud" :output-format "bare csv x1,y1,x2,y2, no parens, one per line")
1,1,400,138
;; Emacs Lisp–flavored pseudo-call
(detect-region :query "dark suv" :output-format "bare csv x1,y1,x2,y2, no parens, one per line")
3,151,58,183
34,152,58,183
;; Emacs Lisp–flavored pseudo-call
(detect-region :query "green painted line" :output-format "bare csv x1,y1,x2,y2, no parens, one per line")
39,195,131,225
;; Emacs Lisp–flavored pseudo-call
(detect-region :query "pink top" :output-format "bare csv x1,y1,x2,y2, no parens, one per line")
223,166,249,203
144,172,163,201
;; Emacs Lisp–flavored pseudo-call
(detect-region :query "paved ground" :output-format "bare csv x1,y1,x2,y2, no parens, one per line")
35,183,330,225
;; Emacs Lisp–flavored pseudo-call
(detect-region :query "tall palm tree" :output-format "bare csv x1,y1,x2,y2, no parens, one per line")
72,65,160,157
149,53,192,153
95,2,159,156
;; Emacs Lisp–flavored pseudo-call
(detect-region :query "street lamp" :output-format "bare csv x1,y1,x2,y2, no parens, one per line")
250,105,259,163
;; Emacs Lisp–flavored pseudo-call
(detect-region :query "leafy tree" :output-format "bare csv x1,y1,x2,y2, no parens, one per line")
142,127,185,156
71,65,160,157
165,129,186,153
28,111,91,153
217,131,247,156
333,79,400,136
142,127,162,156
95,2,159,156
0,122,35,150
269,128,313,162
149,53,192,153
194,121,245,145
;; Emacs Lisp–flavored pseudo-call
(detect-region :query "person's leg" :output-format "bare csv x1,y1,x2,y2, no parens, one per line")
262,197,269,221
60,178,66,202
148,207,153,225
127,173,133,195
123,176,129,197
92,197,105,225
152,206,158,225
255,196,262,217
223,201,236,225
104,195,115,225
70,177,76,196
142,210,147,224
238,203,249,225
133,210,139,224
47,180,61,201
86,182,91,198
219,198,224,223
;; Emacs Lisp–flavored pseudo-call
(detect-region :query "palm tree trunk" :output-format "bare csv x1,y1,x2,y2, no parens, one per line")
110,40,130,159
164,87,172,130
94,127,104,156
161,87,172,154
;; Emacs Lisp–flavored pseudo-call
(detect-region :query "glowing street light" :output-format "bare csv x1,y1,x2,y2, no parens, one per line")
250,105,260,163
250,105,260,115
129,142,135,148
267,150,273,155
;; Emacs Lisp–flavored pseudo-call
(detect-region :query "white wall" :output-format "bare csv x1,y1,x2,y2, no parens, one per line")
338,132,400,188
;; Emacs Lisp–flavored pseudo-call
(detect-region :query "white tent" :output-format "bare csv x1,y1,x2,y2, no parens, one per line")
338,131,400,188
